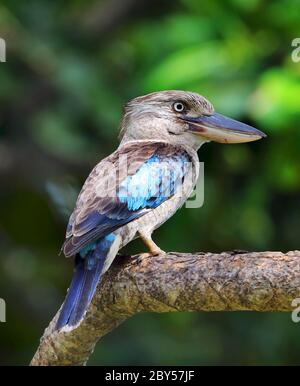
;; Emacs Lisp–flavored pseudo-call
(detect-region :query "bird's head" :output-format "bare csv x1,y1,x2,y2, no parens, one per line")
119,90,266,150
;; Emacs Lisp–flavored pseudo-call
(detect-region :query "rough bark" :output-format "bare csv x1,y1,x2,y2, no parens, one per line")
31,250,300,366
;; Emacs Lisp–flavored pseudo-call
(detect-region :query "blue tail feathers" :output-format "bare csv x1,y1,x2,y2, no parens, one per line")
56,234,116,330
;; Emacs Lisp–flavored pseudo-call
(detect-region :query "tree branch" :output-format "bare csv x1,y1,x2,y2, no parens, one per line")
30,250,300,366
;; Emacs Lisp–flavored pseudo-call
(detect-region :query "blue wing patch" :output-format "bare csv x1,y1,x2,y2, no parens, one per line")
63,143,191,257
118,154,189,211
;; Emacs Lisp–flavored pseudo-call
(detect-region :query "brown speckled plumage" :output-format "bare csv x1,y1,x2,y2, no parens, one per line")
63,141,195,257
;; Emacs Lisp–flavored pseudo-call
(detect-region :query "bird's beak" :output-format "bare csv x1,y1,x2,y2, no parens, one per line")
183,113,266,144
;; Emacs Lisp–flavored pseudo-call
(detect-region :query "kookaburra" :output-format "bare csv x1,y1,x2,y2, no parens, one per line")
56,90,266,330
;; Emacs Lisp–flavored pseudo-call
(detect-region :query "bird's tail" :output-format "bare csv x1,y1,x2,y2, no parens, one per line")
56,233,120,330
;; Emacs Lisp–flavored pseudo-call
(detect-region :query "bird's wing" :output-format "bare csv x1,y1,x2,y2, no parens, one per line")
62,141,191,257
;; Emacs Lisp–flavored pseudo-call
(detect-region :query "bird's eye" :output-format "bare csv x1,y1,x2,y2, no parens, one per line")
173,101,186,113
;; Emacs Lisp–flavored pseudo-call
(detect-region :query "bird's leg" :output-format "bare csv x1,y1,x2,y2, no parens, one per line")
138,231,166,256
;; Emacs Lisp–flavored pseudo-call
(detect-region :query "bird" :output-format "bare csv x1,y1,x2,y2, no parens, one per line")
56,90,266,330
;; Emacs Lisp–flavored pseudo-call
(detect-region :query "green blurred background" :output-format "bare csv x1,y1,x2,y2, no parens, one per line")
0,0,300,365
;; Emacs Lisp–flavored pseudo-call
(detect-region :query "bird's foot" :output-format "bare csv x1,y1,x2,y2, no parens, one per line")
149,246,166,256
135,249,166,264
138,231,166,257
